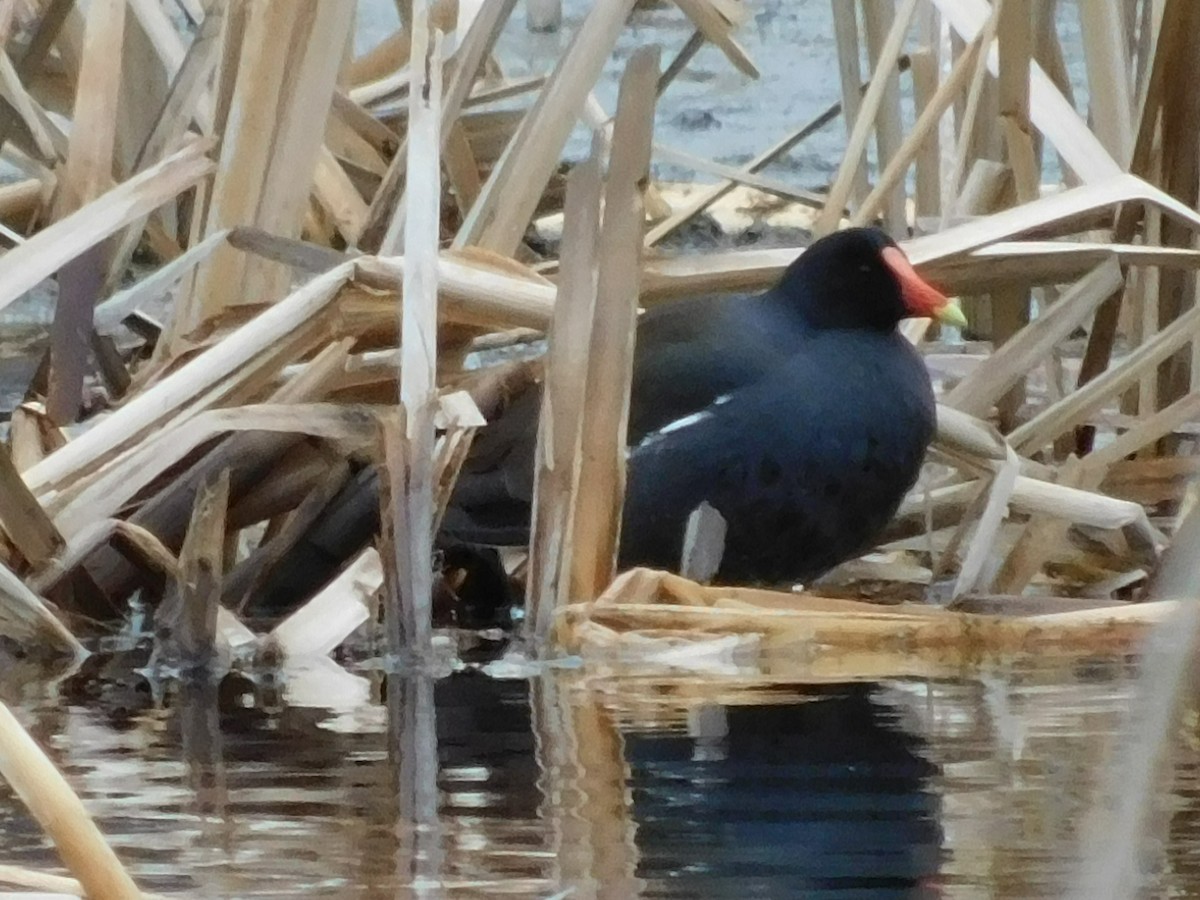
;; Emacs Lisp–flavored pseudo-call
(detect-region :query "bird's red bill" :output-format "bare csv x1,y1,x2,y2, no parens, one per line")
881,246,950,319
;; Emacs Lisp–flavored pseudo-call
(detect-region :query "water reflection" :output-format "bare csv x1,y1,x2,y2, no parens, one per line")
0,656,1192,897
626,686,942,898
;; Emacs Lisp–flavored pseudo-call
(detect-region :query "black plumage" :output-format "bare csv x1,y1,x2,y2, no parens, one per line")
442,226,955,586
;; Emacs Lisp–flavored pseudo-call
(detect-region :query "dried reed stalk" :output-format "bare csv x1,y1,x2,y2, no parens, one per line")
1074,0,1196,420
1077,0,1133,164
852,28,983,227
830,0,869,207
0,440,61,567
1013,302,1200,454
355,254,556,329
674,0,758,78
942,4,1000,217
268,548,380,658
861,0,908,232
644,106,844,246
525,148,603,643
814,0,918,236
388,0,443,657
997,0,1039,204
931,0,1122,183
55,0,124,214
0,863,93,897
909,32,941,218
566,46,659,605
454,0,636,255
54,402,377,542
992,456,1093,595
159,468,229,668
0,558,82,657
0,700,140,899
176,2,353,339
559,569,1177,663
945,259,1125,416
363,0,516,251
0,139,213,316
29,263,353,501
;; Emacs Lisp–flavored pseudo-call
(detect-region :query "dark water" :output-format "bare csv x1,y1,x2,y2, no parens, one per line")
4,652,1199,898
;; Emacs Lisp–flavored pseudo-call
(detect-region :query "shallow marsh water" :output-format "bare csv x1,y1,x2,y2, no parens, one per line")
3,651,1199,897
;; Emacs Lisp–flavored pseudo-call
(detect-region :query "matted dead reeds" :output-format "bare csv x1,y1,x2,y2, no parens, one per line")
1,0,1200,888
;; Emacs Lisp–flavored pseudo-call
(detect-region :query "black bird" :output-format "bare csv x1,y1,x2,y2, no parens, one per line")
442,226,964,587
247,228,962,614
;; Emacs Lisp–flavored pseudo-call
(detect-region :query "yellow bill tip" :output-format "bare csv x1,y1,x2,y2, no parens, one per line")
935,299,968,329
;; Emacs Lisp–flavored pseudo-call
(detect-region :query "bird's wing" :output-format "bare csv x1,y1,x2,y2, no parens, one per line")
628,293,798,440
620,342,935,579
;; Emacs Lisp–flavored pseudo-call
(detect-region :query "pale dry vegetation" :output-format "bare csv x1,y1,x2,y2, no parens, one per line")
0,1,1197,894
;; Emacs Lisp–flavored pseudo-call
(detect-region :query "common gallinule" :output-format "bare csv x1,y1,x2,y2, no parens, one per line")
442,227,964,586
247,228,962,615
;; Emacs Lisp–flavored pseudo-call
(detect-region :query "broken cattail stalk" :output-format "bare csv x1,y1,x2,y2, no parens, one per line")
157,468,230,669
0,138,213,317
645,107,843,246
0,558,83,658
388,2,443,658
525,146,603,644
945,259,1125,416
24,262,354,500
860,0,907,232
997,0,1039,204
566,46,659,607
0,863,93,896
830,0,869,206
221,452,350,613
0,700,140,899
359,0,512,249
30,517,177,598
46,0,126,424
175,2,354,341
454,0,637,255
950,444,1019,598
1077,1,1134,165
931,0,1122,184
993,457,1094,595
814,0,919,236
53,403,379,543
431,391,488,532
851,28,983,227
267,548,380,659
0,441,62,568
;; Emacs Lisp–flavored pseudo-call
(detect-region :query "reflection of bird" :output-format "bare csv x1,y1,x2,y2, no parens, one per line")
626,685,944,898
444,227,961,585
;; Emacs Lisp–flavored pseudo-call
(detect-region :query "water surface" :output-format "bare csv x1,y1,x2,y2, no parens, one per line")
3,652,1196,898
